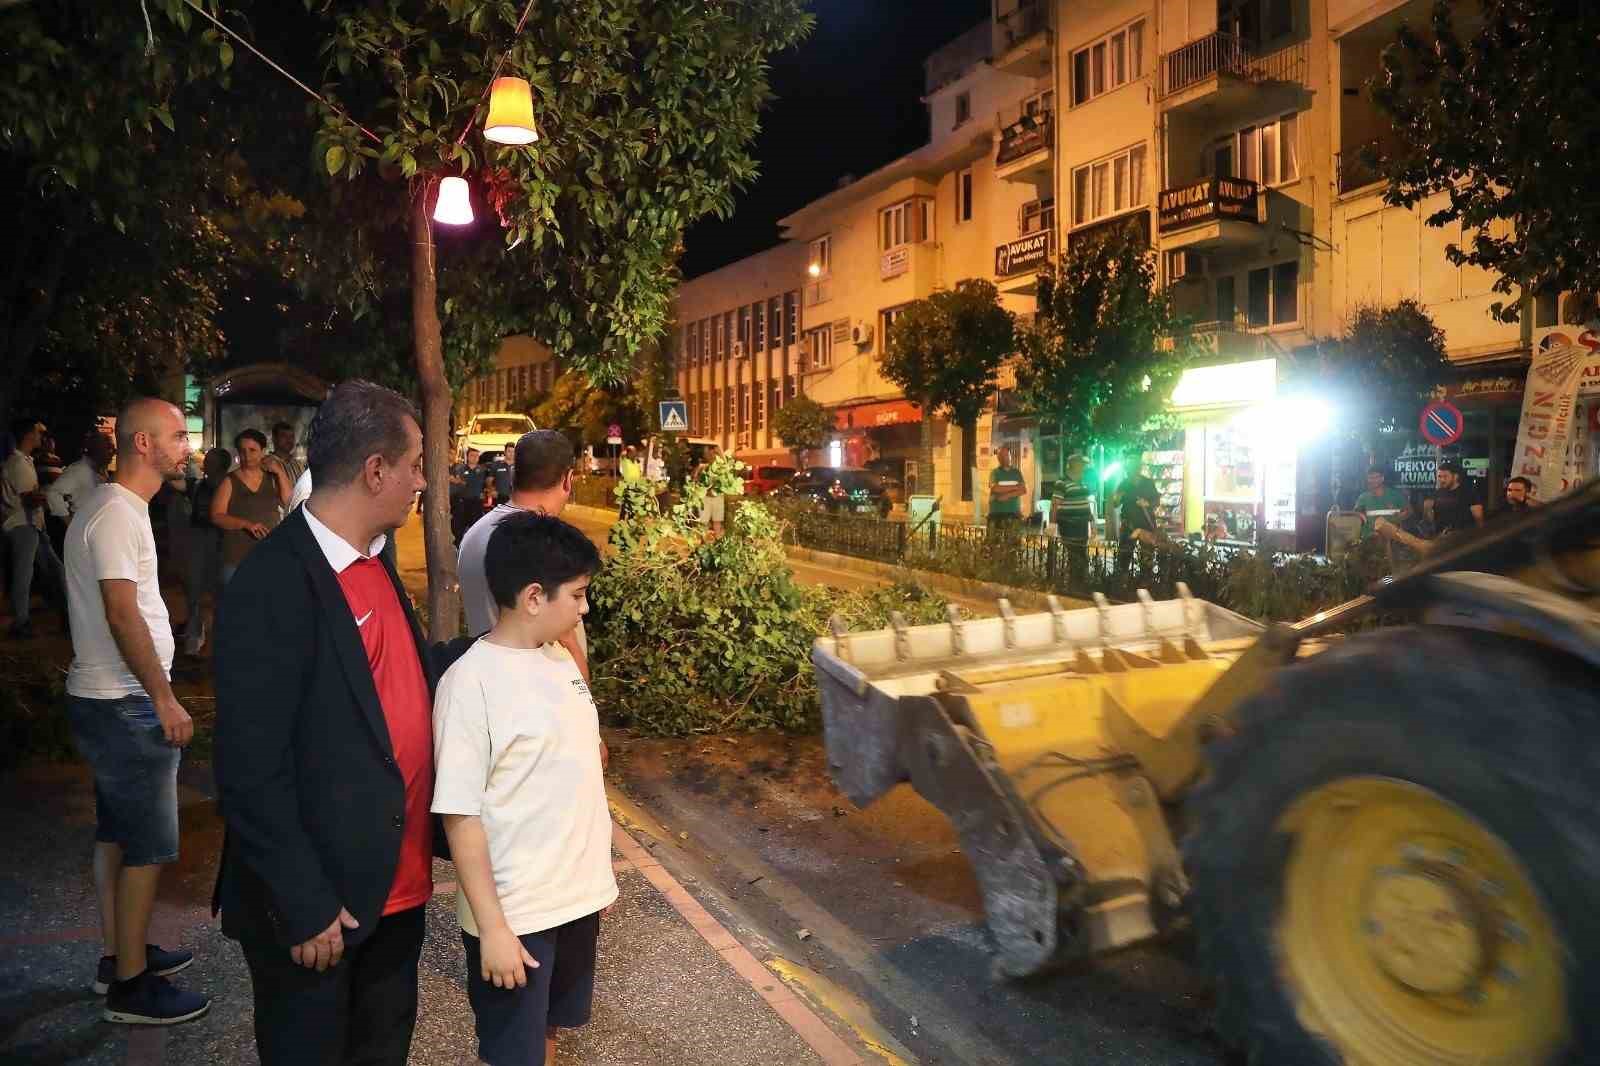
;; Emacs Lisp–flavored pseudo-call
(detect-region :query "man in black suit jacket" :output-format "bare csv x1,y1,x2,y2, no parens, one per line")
214,381,435,1066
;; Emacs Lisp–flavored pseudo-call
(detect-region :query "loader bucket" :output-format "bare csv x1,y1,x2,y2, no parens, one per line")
812,589,1264,975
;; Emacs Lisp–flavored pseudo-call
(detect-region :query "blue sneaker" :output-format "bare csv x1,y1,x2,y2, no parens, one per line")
103,970,210,1026
93,945,195,995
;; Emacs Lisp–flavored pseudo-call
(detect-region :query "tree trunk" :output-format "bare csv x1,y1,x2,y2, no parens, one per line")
917,393,935,498
411,181,461,641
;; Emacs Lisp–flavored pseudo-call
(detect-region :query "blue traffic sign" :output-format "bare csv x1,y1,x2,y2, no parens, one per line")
659,399,689,433
1419,401,1463,447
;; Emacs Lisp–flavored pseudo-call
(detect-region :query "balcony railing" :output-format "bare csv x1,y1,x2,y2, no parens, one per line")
996,1,1047,49
1159,33,1309,98
1157,176,1261,234
1336,138,1397,194
996,106,1054,167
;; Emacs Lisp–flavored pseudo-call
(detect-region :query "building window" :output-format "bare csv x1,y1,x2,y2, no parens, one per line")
880,197,933,250
1220,0,1293,48
768,297,781,351
1071,144,1146,227
739,306,751,345
881,305,909,344
686,322,698,368
806,326,833,370
1217,275,1236,323
1021,197,1055,235
1534,289,1561,328
954,91,972,128
956,167,974,224
756,383,766,428
1245,260,1299,328
752,302,765,352
786,375,798,400
1211,113,1299,185
771,381,783,416
701,318,712,361
1071,19,1145,106
727,388,738,431
808,235,831,278
715,315,726,357
784,292,799,345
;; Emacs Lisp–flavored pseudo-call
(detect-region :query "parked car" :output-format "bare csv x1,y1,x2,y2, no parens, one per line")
456,412,535,460
743,464,797,496
774,467,893,517
864,458,906,503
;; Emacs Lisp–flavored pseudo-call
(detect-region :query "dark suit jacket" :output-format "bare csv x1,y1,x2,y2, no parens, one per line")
212,507,437,950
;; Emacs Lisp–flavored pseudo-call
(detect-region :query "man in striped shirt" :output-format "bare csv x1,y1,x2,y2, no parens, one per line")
1051,453,1095,541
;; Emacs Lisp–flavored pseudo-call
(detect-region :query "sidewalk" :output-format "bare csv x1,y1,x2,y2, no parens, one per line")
0,761,865,1065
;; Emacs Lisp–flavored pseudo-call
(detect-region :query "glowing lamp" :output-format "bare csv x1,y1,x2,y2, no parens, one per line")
483,77,539,145
808,262,822,278
434,176,474,225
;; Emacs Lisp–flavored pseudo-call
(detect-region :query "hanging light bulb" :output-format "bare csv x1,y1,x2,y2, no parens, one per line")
434,176,474,225
483,76,539,145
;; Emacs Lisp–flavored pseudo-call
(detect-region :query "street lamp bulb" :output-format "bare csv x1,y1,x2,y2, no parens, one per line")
434,176,474,225
484,77,540,145
808,263,822,278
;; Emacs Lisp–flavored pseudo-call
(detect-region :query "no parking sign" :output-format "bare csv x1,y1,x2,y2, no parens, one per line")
1419,401,1464,447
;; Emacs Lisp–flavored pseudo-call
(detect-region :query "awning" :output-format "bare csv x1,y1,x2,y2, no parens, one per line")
834,398,923,430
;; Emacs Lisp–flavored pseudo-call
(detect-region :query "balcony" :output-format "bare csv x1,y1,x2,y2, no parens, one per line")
994,230,1054,292
1335,138,1397,196
1158,33,1309,121
1190,315,1272,361
993,1,1050,78
1157,176,1262,251
995,105,1053,182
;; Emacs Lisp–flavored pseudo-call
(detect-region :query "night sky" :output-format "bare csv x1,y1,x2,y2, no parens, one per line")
680,0,992,278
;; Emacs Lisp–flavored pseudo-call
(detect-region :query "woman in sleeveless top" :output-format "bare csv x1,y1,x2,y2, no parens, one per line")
211,429,283,584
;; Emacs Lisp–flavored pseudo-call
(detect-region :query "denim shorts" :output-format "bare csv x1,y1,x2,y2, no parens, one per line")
65,694,181,866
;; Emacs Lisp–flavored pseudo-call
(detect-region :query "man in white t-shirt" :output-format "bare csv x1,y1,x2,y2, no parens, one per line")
434,510,615,1066
457,430,588,672
62,397,210,1026
4,416,66,638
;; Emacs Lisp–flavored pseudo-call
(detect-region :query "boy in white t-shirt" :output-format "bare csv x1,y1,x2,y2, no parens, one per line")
432,511,615,1066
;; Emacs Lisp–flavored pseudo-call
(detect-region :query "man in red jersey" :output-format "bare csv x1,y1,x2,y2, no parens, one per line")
213,381,434,1065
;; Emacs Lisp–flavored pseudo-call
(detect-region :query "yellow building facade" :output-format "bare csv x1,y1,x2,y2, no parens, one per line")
453,334,563,430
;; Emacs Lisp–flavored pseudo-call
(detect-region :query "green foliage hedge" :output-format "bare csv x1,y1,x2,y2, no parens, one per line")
587,483,949,735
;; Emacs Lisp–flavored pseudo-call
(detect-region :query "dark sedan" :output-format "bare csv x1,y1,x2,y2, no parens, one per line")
774,467,893,517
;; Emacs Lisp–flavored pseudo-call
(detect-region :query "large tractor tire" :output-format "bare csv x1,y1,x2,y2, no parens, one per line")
1184,626,1600,1065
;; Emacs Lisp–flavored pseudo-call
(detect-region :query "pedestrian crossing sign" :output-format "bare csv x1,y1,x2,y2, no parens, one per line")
659,399,689,433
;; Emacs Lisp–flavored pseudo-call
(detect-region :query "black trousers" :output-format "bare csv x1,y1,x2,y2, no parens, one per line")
241,905,426,1066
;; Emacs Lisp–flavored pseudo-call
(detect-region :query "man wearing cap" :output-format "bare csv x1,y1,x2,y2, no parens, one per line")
1050,453,1095,541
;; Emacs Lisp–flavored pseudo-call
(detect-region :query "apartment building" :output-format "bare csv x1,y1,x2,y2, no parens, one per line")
670,241,809,468
674,16,1054,518
453,334,564,428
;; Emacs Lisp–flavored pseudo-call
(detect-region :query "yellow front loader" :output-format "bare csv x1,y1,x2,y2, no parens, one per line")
813,484,1600,1065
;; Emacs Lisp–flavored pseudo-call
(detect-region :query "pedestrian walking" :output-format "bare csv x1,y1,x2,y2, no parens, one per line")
180,448,230,656
4,416,66,639
456,430,588,678
213,380,433,1066
62,397,209,1025
211,429,285,584
433,511,615,1066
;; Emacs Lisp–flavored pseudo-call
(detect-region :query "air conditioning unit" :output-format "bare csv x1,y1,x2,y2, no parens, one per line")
730,340,746,358
1167,250,1207,282
851,320,875,346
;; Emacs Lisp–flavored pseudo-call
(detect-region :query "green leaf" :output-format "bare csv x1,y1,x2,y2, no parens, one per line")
325,145,348,175
153,106,175,132
219,41,234,69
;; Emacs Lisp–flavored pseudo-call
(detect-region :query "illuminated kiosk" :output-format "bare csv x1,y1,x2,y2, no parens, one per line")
1167,358,1326,550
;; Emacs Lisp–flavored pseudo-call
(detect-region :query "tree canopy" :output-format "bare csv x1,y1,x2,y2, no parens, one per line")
1372,0,1600,320
771,393,833,468
1015,227,1198,458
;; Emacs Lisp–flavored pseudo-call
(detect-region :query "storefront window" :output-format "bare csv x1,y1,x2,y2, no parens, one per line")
1204,421,1261,501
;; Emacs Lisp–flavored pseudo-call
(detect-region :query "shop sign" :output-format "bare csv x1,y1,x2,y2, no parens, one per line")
1390,443,1439,488
994,231,1053,278
1156,177,1259,234
880,247,910,280
1419,401,1464,446
1512,323,1599,500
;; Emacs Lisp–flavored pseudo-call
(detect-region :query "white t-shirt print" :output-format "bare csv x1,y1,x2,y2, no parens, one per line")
431,639,618,937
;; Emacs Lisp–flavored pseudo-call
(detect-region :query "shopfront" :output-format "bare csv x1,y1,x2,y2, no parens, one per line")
830,397,935,493
1168,358,1306,550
